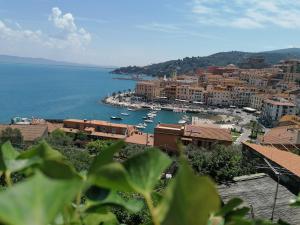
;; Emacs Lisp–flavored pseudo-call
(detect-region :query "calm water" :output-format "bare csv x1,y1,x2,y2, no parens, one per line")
0,62,185,133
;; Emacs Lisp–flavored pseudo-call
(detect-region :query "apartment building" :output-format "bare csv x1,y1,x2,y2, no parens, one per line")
250,93,269,110
260,98,296,126
207,90,232,106
135,80,161,100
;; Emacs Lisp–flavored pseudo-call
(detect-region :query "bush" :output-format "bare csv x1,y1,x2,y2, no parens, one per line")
86,139,114,155
185,144,256,183
0,127,23,148
46,129,73,147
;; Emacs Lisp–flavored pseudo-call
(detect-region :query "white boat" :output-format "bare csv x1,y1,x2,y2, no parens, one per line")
136,123,146,129
144,119,154,123
111,116,123,120
121,112,129,116
178,119,187,124
127,108,136,111
153,107,161,111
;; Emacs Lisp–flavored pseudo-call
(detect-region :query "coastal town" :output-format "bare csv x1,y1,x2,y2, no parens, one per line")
0,58,300,224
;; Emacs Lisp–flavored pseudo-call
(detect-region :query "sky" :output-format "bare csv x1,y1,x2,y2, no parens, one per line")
0,0,300,66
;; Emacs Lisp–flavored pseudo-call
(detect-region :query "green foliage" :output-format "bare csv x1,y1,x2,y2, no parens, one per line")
185,144,256,183
86,139,115,155
0,127,23,148
46,129,73,147
0,172,81,225
160,160,220,225
0,140,297,225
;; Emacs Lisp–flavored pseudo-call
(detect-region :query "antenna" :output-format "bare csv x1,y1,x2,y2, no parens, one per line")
263,158,280,221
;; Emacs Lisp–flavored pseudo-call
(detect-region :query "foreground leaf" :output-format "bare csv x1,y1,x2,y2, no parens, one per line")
123,149,172,195
161,160,220,225
89,162,134,192
18,141,63,161
86,191,144,213
88,141,125,175
0,172,81,225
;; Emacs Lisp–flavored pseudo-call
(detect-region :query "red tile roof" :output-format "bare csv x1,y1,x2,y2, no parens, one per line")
243,142,300,177
262,126,300,145
184,125,232,142
0,124,48,142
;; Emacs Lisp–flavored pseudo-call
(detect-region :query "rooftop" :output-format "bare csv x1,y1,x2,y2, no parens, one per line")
262,126,300,145
279,115,300,126
264,98,295,107
218,173,300,224
64,119,135,129
0,124,48,142
243,142,300,177
125,133,154,146
184,124,232,142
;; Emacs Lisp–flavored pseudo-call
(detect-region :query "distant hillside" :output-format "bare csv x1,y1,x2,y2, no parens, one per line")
0,55,79,66
0,55,115,69
112,48,300,76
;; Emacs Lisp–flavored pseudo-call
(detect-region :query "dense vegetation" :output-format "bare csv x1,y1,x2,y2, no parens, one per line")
0,129,299,224
112,48,300,76
0,139,299,225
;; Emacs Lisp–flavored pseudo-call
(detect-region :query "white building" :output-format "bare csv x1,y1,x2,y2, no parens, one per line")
261,98,296,126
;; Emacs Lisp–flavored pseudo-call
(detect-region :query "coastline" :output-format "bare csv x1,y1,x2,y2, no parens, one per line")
102,92,240,116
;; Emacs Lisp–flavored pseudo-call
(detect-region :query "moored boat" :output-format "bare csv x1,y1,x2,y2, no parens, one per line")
110,116,123,120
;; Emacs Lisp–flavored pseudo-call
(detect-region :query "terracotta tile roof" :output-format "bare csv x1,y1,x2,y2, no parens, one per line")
262,126,300,145
61,127,126,139
125,133,154,146
279,115,300,126
243,142,300,177
0,124,48,142
64,119,134,129
184,125,232,142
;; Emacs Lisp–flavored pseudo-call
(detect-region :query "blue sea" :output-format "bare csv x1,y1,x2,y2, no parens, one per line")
0,62,186,133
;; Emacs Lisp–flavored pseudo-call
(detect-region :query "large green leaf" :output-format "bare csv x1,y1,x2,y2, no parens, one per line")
216,198,243,216
0,141,37,173
89,162,134,192
88,141,125,175
123,149,172,195
86,191,144,213
18,141,63,161
39,160,80,180
0,172,81,225
160,160,220,225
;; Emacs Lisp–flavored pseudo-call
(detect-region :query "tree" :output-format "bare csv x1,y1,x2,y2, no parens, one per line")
86,139,114,155
185,144,256,183
46,129,73,147
0,127,23,147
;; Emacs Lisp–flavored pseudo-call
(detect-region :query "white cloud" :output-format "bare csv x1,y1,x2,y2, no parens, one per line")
49,7,77,32
0,7,92,63
190,0,300,29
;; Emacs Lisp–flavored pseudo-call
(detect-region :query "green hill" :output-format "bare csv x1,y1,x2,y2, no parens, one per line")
112,48,300,76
